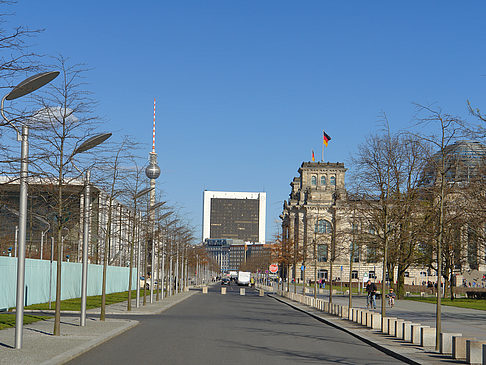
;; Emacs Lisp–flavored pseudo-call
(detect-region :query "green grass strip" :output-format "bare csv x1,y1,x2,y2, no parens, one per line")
0,314,51,330
404,297,486,311
24,289,151,311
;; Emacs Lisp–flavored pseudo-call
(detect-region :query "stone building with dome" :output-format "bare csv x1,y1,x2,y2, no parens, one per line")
281,149,486,288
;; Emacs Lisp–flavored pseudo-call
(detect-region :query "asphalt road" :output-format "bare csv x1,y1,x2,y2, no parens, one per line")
69,284,405,365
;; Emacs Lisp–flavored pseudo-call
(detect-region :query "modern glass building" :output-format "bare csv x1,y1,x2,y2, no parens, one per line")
202,191,266,243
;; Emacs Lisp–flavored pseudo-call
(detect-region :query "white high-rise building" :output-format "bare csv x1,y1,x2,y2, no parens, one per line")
202,191,266,244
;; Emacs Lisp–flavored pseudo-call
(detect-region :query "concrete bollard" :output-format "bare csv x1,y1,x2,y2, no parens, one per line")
395,320,410,339
366,312,373,328
387,318,399,337
440,333,462,354
466,340,486,365
420,327,436,347
359,310,368,326
202,286,208,294
359,310,366,326
221,287,226,295
482,344,486,365
403,322,419,342
259,289,264,297
341,306,348,319
452,336,475,360
370,313,381,330
240,288,245,296
411,325,429,345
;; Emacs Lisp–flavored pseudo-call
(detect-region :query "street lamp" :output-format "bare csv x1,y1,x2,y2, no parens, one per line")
0,71,59,349
149,203,168,303
73,133,112,327
129,186,153,311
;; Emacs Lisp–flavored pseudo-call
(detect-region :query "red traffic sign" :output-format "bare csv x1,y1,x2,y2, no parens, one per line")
269,264,278,273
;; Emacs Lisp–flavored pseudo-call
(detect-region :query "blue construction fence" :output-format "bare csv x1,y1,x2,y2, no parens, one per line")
0,256,137,310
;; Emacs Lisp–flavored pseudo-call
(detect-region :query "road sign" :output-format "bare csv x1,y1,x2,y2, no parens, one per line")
269,264,278,273
363,272,369,283
301,265,306,271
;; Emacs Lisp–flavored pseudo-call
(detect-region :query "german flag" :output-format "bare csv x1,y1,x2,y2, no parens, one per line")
312,150,315,162
323,131,331,147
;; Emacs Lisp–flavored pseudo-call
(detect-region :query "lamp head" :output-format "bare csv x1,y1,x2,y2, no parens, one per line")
74,133,112,155
134,186,154,199
6,71,59,100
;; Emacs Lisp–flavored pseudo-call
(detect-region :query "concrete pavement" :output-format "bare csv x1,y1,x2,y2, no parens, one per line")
0,290,196,364
68,284,405,365
302,289,486,340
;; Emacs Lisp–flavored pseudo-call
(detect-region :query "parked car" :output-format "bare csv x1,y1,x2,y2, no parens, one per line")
221,278,230,285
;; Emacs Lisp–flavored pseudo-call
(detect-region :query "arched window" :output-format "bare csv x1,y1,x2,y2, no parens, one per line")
311,176,317,185
320,176,326,185
316,219,332,234
330,176,336,185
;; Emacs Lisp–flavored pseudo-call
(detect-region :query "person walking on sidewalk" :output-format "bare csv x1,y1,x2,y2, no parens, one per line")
366,280,377,309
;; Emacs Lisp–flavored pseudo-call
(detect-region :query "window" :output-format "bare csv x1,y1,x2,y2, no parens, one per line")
330,176,336,185
318,244,328,262
368,271,376,279
404,272,410,278
366,245,378,263
320,176,326,185
311,176,317,186
319,269,328,279
351,270,359,279
316,219,332,234
350,242,359,262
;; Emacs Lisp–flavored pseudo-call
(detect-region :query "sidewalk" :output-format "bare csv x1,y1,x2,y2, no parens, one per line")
269,294,442,365
304,291,486,341
264,285,486,364
0,289,197,365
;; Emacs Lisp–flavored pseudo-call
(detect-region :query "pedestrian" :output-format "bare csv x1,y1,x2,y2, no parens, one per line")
365,280,377,309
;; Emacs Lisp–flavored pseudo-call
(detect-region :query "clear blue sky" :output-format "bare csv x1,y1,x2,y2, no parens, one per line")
9,1,486,240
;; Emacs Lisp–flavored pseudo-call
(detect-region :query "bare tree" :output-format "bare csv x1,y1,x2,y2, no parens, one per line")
412,104,465,351
28,56,102,335
95,137,139,320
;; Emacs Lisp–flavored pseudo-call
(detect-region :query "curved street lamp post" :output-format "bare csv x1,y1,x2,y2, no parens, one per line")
73,133,112,326
1,72,59,349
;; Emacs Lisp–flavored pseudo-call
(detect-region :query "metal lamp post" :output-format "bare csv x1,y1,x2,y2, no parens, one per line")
73,132,112,327
147,201,166,303
129,186,153,311
0,71,59,349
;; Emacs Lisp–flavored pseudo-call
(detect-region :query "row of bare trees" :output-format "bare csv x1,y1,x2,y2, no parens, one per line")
0,3,197,338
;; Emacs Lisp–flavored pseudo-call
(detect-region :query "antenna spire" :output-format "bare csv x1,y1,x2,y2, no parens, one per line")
152,98,156,153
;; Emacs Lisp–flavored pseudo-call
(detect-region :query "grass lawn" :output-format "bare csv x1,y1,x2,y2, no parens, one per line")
23,289,150,311
405,297,486,311
0,314,51,330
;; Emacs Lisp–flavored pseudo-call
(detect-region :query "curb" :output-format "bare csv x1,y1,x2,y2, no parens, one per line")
38,320,139,365
268,294,421,365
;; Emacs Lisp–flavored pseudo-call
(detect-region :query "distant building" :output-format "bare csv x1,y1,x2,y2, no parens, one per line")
204,238,271,272
202,191,266,243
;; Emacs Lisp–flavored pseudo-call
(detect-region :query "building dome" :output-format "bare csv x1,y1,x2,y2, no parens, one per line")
422,140,486,186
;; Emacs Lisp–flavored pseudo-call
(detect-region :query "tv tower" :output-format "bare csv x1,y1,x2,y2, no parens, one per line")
145,98,160,303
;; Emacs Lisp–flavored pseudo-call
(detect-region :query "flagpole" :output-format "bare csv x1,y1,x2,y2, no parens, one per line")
321,141,324,162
